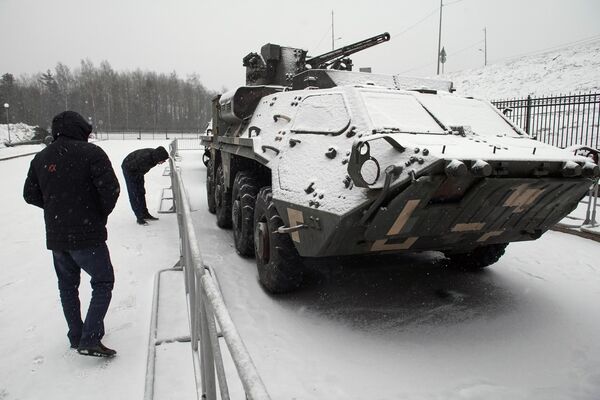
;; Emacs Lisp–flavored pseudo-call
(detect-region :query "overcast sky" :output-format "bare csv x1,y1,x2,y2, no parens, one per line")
1,0,599,91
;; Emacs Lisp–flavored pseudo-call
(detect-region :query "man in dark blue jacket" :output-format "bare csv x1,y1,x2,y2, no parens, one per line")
121,146,169,225
23,111,120,357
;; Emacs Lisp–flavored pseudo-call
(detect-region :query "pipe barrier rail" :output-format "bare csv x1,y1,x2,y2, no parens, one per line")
164,140,271,400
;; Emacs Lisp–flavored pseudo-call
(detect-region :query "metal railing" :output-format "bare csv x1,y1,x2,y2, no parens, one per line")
93,131,202,141
492,92,600,149
167,140,271,400
171,138,204,152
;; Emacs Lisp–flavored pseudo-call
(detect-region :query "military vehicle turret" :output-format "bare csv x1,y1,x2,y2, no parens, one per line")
201,33,600,293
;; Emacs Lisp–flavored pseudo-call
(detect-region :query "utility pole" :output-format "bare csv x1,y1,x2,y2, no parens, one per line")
436,0,443,75
484,27,488,66
331,10,335,51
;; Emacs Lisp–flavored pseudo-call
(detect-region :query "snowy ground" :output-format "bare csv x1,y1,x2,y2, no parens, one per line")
180,149,600,400
3,142,600,400
0,140,184,400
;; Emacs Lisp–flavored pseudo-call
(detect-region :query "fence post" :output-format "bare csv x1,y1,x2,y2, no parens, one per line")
525,95,532,135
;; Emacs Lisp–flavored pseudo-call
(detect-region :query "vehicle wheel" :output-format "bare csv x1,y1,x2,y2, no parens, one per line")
232,171,259,256
253,187,303,293
215,163,232,228
206,157,216,214
445,243,508,271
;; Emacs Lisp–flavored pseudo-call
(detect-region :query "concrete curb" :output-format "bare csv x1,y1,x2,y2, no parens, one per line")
0,151,39,161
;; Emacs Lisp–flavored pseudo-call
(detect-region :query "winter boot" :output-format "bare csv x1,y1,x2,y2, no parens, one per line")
77,342,117,357
143,213,159,221
137,218,148,226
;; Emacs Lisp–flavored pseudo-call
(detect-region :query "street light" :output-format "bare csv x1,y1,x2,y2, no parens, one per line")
3,103,10,143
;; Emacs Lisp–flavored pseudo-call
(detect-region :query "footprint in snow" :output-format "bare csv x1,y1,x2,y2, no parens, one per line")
100,359,113,370
111,321,133,332
25,325,36,339
31,355,44,372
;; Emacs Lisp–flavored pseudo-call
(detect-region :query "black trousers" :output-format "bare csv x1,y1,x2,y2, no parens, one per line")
52,243,115,348
123,170,148,219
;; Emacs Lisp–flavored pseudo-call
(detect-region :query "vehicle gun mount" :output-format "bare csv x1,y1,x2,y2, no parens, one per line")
243,32,390,86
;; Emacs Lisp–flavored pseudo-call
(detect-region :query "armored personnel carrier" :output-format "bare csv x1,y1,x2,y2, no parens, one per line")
201,33,600,293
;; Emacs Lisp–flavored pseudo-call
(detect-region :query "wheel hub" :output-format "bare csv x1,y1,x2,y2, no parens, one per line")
255,221,269,263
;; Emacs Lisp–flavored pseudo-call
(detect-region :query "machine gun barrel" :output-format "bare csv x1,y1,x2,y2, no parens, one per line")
305,32,390,69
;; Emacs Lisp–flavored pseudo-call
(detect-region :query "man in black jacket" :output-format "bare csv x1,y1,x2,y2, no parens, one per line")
23,111,120,357
121,146,169,225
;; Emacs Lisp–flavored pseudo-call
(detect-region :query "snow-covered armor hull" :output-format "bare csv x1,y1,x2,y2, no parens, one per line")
202,35,599,292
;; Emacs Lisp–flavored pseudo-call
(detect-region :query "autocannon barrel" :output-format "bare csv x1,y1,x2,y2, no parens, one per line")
305,32,390,70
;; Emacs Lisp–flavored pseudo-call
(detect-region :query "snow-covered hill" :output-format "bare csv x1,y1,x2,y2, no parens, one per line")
442,38,600,100
0,123,36,147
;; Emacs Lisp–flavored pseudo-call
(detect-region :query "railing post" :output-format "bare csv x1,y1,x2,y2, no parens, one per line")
525,95,532,135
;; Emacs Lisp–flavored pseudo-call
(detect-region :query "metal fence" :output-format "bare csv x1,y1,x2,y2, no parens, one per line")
165,141,271,400
492,93,600,149
94,131,202,141
172,138,205,152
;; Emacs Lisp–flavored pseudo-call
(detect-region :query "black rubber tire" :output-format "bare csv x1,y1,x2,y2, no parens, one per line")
232,171,259,256
215,164,232,228
253,187,303,293
445,243,508,271
206,157,216,214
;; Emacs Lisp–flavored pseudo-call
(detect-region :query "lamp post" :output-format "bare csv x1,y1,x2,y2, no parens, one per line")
3,103,10,143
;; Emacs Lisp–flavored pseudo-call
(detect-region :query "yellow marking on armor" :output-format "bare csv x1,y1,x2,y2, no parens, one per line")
286,208,304,243
477,230,505,242
387,200,421,236
371,237,418,252
451,222,486,232
504,184,545,213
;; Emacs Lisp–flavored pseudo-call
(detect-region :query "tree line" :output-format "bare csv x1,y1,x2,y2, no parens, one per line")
0,60,215,133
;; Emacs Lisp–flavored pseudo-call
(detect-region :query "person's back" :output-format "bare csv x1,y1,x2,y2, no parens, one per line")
121,146,169,225
24,111,120,357
122,148,163,175
25,131,119,249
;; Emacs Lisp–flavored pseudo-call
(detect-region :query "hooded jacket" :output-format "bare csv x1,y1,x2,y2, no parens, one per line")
121,146,169,175
23,111,120,250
